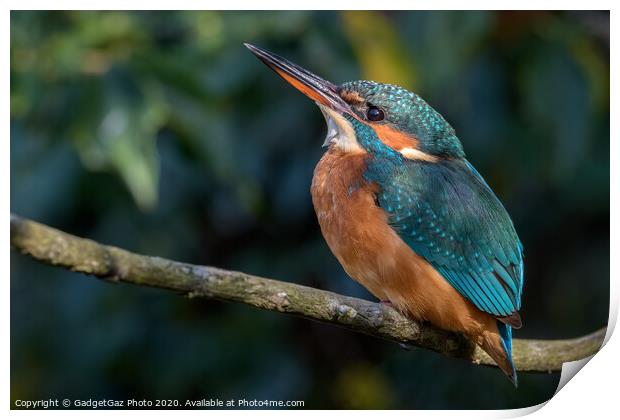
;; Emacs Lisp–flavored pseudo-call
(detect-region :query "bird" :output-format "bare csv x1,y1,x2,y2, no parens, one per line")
245,43,524,386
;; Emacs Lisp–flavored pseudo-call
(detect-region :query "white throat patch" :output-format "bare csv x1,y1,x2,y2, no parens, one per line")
317,103,364,153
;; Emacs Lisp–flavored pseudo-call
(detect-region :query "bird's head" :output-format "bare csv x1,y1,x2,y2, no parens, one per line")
246,43,465,161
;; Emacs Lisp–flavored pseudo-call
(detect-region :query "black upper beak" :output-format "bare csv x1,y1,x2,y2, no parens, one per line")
244,43,351,115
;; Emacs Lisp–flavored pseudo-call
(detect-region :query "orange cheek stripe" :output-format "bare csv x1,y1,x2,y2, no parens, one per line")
371,124,419,150
276,69,329,106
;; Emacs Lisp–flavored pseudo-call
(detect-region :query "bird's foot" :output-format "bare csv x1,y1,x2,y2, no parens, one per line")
380,300,415,351
399,342,415,351
380,299,394,308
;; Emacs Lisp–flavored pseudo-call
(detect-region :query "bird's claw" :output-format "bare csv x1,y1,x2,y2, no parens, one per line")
399,342,415,351
380,299,394,308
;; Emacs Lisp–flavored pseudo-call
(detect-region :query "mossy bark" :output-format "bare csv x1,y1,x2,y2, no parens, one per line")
10,214,606,373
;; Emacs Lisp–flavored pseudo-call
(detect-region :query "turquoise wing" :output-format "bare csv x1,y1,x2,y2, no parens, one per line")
366,158,524,322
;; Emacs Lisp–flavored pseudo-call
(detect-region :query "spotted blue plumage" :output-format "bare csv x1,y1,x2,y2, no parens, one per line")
346,115,524,321
342,81,523,385
382,159,524,318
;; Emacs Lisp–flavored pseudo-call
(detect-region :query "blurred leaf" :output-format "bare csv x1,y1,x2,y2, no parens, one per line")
110,93,165,210
332,363,395,409
341,11,416,87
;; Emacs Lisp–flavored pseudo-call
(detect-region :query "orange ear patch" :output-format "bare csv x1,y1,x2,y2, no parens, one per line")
370,124,438,162
371,124,419,149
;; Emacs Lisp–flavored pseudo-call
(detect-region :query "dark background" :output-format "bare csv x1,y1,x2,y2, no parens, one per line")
11,11,609,409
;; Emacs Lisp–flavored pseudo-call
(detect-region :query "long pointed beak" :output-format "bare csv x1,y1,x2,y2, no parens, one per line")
245,43,352,115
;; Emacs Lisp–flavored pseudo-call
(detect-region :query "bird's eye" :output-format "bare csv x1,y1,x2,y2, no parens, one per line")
366,106,385,122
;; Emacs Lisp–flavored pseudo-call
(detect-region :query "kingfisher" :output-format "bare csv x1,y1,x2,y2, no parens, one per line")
245,44,524,386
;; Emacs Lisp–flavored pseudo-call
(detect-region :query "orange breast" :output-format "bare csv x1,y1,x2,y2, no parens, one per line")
310,147,496,337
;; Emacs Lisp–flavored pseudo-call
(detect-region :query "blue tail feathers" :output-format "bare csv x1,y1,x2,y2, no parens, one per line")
497,321,518,387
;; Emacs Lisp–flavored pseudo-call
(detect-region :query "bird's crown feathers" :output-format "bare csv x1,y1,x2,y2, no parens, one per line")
339,80,465,159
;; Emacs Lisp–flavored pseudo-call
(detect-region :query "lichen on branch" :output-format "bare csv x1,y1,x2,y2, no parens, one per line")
10,214,606,373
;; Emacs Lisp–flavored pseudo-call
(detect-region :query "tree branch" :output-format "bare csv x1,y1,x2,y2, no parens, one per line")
10,213,605,373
